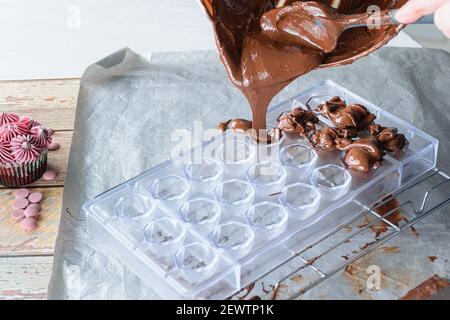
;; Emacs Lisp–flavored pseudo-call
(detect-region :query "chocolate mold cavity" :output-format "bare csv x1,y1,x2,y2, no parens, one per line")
246,162,287,196
179,198,221,234
280,144,318,180
211,222,255,258
311,164,352,200
245,202,289,239
144,217,187,256
184,159,224,193
175,242,219,282
150,176,190,210
280,182,321,220
114,194,154,222
213,179,255,215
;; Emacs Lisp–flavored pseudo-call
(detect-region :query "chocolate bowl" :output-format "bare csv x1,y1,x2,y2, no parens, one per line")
198,0,408,69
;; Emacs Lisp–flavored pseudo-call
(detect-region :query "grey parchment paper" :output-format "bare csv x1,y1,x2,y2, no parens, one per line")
48,48,450,299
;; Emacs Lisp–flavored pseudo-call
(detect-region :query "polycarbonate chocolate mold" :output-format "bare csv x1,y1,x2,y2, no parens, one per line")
280,183,321,220
85,80,438,299
179,198,221,235
246,162,287,196
183,159,223,194
114,193,155,222
143,217,187,256
213,179,255,216
211,221,255,259
149,175,190,210
216,136,255,177
280,144,318,181
175,242,219,282
245,202,288,239
310,164,352,201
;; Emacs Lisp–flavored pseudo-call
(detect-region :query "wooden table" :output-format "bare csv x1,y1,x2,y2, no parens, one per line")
0,79,79,300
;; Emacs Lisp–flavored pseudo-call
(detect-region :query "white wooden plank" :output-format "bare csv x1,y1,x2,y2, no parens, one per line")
0,256,52,300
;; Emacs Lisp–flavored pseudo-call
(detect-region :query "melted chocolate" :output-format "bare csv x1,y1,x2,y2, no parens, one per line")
203,0,326,132
339,137,384,172
261,2,343,53
318,96,376,130
218,119,253,133
277,107,319,136
202,0,406,133
369,124,409,152
310,127,352,151
202,0,407,173
261,1,389,54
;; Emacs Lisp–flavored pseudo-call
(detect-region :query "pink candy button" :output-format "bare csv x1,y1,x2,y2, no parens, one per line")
28,192,43,203
20,217,38,231
13,198,29,209
27,203,41,212
14,188,30,199
24,205,40,218
48,142,60,151
11,209,25,220
42,170,57,181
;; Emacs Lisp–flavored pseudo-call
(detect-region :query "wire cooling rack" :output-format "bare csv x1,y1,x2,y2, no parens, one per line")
230,168,450,300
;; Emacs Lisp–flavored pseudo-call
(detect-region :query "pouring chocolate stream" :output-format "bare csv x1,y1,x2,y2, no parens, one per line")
200,0,407,134
201,0,327,132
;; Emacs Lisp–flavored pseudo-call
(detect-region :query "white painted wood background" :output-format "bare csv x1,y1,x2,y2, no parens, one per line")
0,0,421,80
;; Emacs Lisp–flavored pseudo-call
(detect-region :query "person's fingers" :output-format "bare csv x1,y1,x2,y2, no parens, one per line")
435,1,450,38
396,0,448,24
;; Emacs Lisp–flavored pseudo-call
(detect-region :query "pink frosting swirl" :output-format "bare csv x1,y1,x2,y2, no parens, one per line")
10,135,40,163
30,126,53,148
0,122,29,142
0,113,19,126
0,140,14,164
17,115,41,129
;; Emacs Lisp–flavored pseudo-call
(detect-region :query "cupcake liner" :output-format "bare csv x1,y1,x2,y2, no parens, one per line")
0,151,48,187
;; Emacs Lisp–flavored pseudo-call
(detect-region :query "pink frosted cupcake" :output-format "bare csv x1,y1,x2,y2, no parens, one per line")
0,113,53,187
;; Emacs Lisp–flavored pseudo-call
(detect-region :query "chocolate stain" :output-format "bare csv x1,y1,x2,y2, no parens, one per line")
306,257,318,266
238,282,256,300
290,274,303,283
428,256,438,263
360,198,419,240
344,264,366,294
270,284,287,300
261,282,274,294
380,246,400,254
400,275,450,300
